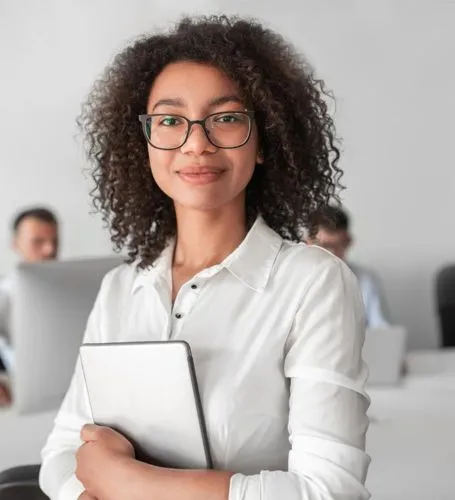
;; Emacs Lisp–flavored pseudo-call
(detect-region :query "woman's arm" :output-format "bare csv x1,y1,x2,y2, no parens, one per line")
228,257,371,500
124,462,233,500
75,424,232,500
39,271,109,500
39,354,93,499
77,256,371,500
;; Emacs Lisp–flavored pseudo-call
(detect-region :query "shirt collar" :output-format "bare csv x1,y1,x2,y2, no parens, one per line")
131,216,283,294
221,216,283,291
131,242,174,295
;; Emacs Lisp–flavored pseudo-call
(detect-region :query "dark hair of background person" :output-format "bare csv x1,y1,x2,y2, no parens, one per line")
308,205,350,236
79,15,343,268
12,208,58,233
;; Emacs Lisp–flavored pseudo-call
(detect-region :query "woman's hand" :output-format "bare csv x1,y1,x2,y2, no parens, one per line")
76,424,135,499
78,492,98,500
76,423,232,500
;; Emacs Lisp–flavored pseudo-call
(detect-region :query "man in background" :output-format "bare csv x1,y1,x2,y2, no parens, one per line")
0,207,59,405
307,205,390,329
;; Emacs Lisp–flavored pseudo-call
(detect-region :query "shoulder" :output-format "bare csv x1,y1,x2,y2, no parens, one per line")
283,245,367,381
96,261,139,302
275,240,357,287
0,275,13,295
349,262,380,290
102,261,137,285
269,241,362,315
279,240,337,266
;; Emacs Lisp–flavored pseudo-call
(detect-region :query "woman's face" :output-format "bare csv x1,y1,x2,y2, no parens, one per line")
145,61,262,212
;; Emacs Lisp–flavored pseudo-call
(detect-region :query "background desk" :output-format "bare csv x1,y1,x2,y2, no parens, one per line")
1,352,455,499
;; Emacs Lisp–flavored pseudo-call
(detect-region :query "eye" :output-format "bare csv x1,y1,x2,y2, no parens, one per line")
158,115,181,126
214,113,243,123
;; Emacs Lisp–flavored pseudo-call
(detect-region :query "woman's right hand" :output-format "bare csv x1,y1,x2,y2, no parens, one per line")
78,492,97,500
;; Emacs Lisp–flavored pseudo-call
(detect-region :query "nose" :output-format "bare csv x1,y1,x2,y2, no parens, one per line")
180,122,217,155
42,241,57,259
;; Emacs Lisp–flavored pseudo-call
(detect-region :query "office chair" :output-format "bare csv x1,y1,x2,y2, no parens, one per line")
436,264,455,347
0,465,47,499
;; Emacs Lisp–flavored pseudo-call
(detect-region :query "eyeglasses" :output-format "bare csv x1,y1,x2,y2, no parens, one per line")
138,110,255,150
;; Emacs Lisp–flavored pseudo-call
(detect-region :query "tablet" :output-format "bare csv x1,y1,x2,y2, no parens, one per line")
79,340,212,469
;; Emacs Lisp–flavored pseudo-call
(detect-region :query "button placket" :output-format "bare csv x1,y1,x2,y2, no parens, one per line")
147,278,172,341
171,280,204,338
171,297,184,338
171,288,188,337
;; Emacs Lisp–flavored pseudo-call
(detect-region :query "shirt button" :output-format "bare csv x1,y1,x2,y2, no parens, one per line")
175,313,183,319
191,284,198,290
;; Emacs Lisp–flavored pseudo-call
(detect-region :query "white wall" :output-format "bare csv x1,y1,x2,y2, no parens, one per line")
0,0,454,348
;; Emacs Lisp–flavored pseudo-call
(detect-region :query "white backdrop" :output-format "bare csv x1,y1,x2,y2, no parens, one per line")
0,0,454,348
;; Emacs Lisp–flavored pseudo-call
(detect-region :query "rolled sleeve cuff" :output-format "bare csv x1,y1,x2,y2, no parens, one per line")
229,473,261,499
229,471,307,500
57,474,85,500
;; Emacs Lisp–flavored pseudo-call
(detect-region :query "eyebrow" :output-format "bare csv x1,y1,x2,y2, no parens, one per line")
152,98,184,111
208,95,244,107
151,94,245,112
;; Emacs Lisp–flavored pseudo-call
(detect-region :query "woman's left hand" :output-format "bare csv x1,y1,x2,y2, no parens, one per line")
76,424,135,498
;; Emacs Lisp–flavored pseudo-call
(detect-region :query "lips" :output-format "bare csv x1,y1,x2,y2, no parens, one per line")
176,166,225,185
177,166,224,175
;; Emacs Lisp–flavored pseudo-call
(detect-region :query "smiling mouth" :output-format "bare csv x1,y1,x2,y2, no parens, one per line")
176,167,226,185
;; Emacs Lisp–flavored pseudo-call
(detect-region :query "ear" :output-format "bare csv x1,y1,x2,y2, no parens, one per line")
256,149,264,164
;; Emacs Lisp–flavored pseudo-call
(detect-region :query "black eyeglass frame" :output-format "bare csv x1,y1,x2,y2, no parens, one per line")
138,110,255,150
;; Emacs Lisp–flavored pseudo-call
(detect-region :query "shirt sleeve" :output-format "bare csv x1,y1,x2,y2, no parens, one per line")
39,284,103,500
360,272,390,329
229,258,371,500
0,282,14,371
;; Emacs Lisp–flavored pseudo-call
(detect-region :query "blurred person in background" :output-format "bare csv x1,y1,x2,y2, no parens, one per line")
307,205,390,329
0,207,59,405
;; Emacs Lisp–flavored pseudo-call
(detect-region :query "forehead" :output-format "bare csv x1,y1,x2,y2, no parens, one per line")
16,217,57,237
316,228,348,243
147,61,242,108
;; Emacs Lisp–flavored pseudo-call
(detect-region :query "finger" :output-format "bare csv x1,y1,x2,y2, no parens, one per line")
80,423,102,442
78,491,98,500
76,441,89,461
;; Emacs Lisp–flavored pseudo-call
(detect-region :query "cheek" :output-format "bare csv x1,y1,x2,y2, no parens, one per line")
228,125,260,176
230,145,258,183
235,158,256,187
148,149,174,192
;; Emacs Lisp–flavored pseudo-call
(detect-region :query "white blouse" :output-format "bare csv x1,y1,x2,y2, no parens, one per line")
40,217,371,500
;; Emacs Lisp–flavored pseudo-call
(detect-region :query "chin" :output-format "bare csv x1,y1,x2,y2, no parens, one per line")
174,191,238,212
178,199,228,212
163,180,248,214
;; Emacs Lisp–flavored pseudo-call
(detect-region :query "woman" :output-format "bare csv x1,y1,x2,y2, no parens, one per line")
40,16,370,500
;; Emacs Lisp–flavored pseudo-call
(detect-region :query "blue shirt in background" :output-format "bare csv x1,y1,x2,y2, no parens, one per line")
350,263,391,329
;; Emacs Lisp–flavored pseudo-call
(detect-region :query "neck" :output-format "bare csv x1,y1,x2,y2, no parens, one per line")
173,201,248,272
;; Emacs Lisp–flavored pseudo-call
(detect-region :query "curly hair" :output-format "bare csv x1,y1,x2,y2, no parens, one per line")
79,15,342,268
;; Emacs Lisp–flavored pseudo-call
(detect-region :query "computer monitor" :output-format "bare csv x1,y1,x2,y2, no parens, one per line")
10,256,123,415
363,326,408,385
